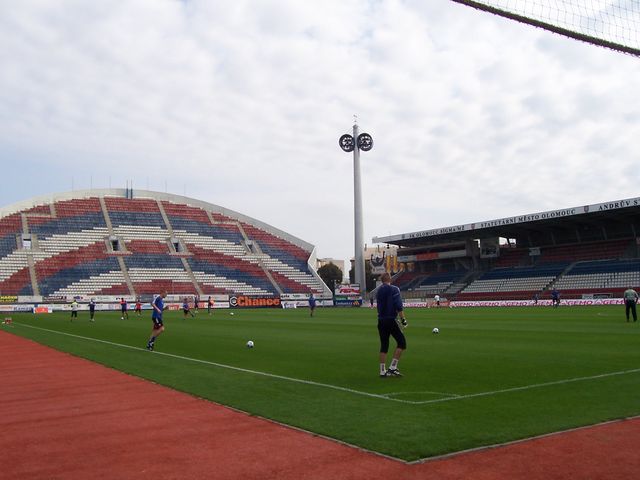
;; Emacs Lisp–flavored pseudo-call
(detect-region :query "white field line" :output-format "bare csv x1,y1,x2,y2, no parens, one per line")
414,367,640,405
13,322,417,404
12,322,640,406
383,390,461,398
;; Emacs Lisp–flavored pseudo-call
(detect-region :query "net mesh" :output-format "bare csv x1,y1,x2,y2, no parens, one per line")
449,0,640,56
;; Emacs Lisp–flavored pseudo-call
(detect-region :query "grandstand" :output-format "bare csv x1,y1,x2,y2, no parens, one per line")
373,197,640,301
0,189,329,299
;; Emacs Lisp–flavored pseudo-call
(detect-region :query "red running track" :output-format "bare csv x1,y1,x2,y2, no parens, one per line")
1,330,638,479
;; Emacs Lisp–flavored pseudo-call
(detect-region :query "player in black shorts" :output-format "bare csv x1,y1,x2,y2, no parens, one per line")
376,272,407,377
182,297,194,318
89,299,96,322
120,298,129,319
147,291,167,351
193,295,199,314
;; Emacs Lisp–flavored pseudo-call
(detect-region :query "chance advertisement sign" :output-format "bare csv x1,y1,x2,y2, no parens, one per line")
229,296,281,308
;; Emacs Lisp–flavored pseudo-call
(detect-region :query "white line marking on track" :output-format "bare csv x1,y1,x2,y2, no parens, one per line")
13,322,640,406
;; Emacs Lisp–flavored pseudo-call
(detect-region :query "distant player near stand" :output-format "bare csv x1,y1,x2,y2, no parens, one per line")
193,294,200,314
135,297,142,317
147,290,168,351
183,297,195,319
120,297,129,319
89,298,96,322
376,272,407,377
434,294,440,307
308,293,316,317
623,287,639,322
70,299,78,321
207,296,214,315
551,288,560,308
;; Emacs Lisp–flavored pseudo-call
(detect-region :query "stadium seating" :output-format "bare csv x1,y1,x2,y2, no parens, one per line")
0,214,31,295
493,247,530,268
538,239,631,263
456,263,569,300
382,234,640,301
415,271,466,295
392,271,427,290
551,259,640,297
0,193,327,298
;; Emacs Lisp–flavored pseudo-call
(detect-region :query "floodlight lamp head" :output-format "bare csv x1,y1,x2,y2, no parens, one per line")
357,133,373,151
339,134,355,152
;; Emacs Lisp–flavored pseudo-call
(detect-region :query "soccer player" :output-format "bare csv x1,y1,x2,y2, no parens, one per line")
147,291,167,351
551,288,560,308
434,294,441,307
183,297,194,318
308,293,316,317
623,287,639,322
89,298,96,322
70,299,78,321
193,294,199,314
376,272,407,377
207,296,214,315
120,297,129,319
135,297,142,317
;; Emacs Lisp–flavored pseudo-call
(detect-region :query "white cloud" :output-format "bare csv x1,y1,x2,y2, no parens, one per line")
1,0,640,266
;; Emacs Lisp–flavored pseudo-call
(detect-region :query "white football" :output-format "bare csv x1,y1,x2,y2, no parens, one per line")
432,327,439,334
230,312,235,315
246,340,254,348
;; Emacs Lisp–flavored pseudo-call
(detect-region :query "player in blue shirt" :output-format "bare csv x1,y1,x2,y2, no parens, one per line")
147,291,168,351
183,297,194,318
120,298,129,320
551,288,560,308
89,299,96,322
376,272,407,377
308,293,316,317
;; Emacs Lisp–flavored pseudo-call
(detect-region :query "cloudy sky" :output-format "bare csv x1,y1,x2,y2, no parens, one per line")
1,0,639,265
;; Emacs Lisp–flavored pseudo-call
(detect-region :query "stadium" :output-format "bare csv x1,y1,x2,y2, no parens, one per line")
0,189,330,304
2,188,640,479
3,1,640,479
376,196,640,304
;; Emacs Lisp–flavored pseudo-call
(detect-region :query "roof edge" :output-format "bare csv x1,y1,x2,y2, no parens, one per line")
373,195,640,244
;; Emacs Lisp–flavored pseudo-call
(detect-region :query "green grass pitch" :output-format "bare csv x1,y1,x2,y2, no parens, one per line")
5,305,640,461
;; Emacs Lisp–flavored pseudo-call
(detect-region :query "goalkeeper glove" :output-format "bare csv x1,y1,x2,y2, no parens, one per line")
401,318,407,327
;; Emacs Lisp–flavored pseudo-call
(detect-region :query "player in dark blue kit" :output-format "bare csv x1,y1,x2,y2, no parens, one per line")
120,297,129,319
147,291,167,351
551,288,560,308
308,293,316,317
183,297,194,318
89,298,96,322
376,272,407,377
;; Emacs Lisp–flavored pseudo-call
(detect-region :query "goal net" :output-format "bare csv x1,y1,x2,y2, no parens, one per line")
449,0,640,56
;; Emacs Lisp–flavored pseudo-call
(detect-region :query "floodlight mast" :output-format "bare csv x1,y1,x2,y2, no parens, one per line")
339,121,373,305
352,123,365,302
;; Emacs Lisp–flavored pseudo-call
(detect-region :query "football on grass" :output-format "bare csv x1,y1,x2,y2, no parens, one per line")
432,327,439,334
246,340,254,348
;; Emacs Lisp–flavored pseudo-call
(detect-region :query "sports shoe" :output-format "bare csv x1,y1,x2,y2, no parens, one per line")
380,371,387,378
386,368,403,377
146,343,154,351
